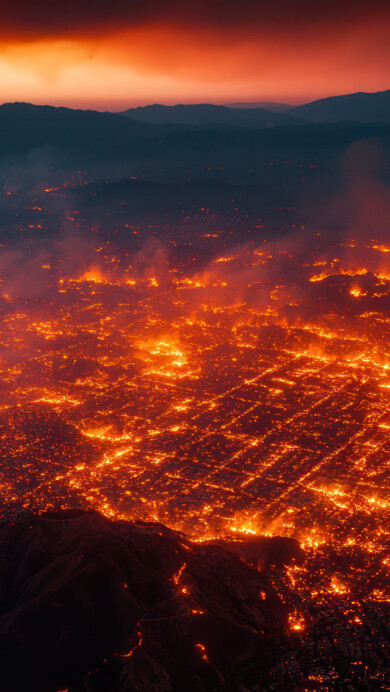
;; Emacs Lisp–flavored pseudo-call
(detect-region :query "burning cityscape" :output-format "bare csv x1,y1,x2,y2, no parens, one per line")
0,193,389,687
1,0,390,686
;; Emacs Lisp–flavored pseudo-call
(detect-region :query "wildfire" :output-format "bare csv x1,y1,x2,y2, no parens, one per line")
288,611,305,633
350,285,363,298
195,643,210,663
1,232,389,628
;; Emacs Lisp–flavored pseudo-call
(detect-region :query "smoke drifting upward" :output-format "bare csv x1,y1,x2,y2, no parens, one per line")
326,140,390,238
131,240,169,280
0,234,98,299
1,133,389,320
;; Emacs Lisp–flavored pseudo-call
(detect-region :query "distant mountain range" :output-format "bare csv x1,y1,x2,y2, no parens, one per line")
288,89,390,124
120,89,390,126
0,89,388,167
0,98,389,214
1,101,389,174
0,101,156,158
225,101,293,112
119,102,301,128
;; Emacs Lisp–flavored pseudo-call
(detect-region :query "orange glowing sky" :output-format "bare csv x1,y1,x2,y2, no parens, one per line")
0,1,389,110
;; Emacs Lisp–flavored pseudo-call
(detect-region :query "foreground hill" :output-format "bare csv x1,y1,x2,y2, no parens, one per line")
290,89,390,124
0,511,301,692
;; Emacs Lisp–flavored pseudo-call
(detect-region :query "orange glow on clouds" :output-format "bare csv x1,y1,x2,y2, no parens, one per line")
0,16,389,109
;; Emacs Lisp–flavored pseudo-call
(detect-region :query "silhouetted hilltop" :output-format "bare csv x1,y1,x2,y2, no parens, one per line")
225,101,293,112
120,103,301,127
0,511,294,691
290,89,390,124
0,102,161,158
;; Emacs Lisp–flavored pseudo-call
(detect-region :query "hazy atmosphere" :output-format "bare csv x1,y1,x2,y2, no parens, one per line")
0,2,389,691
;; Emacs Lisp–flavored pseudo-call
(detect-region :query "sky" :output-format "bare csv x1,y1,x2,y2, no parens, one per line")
0,0,389,110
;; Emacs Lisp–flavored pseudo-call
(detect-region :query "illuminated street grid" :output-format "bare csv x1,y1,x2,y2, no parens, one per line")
0,233,389,627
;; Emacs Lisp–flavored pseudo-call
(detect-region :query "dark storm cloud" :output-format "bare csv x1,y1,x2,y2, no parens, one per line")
1,0,389,39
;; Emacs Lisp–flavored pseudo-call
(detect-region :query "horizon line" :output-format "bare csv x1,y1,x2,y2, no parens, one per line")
0,87,389,114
